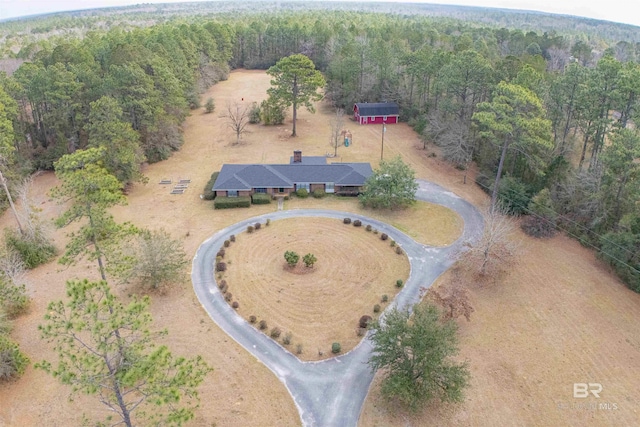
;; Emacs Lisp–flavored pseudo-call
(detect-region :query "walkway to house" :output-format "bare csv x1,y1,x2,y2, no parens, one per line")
191,179,484,426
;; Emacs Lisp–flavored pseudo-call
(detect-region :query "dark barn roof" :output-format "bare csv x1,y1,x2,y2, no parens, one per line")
354,102,399,116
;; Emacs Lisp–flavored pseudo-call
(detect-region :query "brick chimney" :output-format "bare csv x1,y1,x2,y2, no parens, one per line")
293,150,302,163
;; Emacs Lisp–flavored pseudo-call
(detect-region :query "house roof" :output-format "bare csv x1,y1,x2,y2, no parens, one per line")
354,102,399,117
212,160,373,191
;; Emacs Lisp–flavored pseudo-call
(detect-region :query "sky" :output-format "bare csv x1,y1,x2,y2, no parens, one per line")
1,0,640,27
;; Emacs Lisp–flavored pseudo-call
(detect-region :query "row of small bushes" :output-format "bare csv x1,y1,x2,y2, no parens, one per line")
251,193,271,204
202,171,219,200
295,188,326,199
214,196,251,209
343,218,404,254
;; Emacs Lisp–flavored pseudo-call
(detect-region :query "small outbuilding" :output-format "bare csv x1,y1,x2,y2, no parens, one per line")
353,102,399,125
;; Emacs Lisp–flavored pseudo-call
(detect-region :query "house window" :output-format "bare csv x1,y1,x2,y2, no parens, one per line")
255,188,267,193
278,188,285,193
228,190,238,197
363,117,367,123
326,182,335,193
296,183,310,191
383,115,387,121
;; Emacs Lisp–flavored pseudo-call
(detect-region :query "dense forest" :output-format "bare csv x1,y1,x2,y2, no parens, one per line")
0,7,638,293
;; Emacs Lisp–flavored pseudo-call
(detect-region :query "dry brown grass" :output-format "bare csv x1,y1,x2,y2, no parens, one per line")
222,217,409,360
284,198,462,247
359,230,640,427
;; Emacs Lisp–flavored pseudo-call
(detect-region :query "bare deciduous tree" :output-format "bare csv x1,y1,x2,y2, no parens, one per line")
330,108,344,157
16,177,52,244
222,102,251,145
426,111,474,182
461,205,519,277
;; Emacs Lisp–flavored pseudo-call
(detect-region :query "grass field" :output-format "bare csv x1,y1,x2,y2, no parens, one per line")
223,217,410,360
1,69,639,427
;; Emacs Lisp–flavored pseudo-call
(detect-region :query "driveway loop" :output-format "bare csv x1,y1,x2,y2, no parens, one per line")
192,180,483,426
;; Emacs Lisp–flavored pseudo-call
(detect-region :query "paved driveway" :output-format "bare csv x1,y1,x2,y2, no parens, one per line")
191,179,484,426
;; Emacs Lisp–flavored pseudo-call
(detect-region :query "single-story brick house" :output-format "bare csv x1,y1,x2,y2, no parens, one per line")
353,102,399,125
212,151,373,197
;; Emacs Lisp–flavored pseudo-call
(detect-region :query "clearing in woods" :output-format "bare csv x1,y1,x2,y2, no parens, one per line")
0,69,639,426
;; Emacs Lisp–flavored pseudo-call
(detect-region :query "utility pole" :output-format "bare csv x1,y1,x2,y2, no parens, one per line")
380,121,386,161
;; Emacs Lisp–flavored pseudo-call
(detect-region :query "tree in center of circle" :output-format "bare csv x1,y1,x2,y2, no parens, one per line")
266,54,325,137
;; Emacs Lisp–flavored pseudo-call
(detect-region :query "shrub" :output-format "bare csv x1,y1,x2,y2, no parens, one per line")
343,218,352,224
215,256,222,264
365,224,372,232
247,225,254,233
232,301,239,309
254,222,261,230
230,235,236,242
0,282,29,318
312,189,325,198
202,171,220,200
296,344,303,354
496,175,531,215
284,251,299,267
380,233,388,241
270,327,282,338
0,307,11,335
303,253,317,268
225,292,232,302
251,193,271,205
249,315,257,323
390,240,396,247
0,335,29,381
356,327,366,337
395,246,403,255
224,240,231,247
359,315,373,329
259,320,268,330
214,196,251,209
220,283,228,294
353,220,362,227
249,102,261,124
204,97,215,113
396,279,403,288
284,195,290,201
218,279,227,289
373,229,379,235
331,342,341,354
260,98,285,125
475,173,493,195
216,249,225,258
521,188,557,238
266,219,271,226
5,230,56,269
215,262,227,272
381,294,388,303
373,304,381,313
296,188,309,198
282,332,292,345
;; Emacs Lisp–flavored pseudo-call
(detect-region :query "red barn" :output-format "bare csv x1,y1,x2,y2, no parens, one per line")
353,102,399,125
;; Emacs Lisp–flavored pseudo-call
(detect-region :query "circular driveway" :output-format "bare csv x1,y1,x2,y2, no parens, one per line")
191,180,483,426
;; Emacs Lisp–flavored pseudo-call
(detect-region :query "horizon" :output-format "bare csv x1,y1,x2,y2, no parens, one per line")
1,0,640,28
